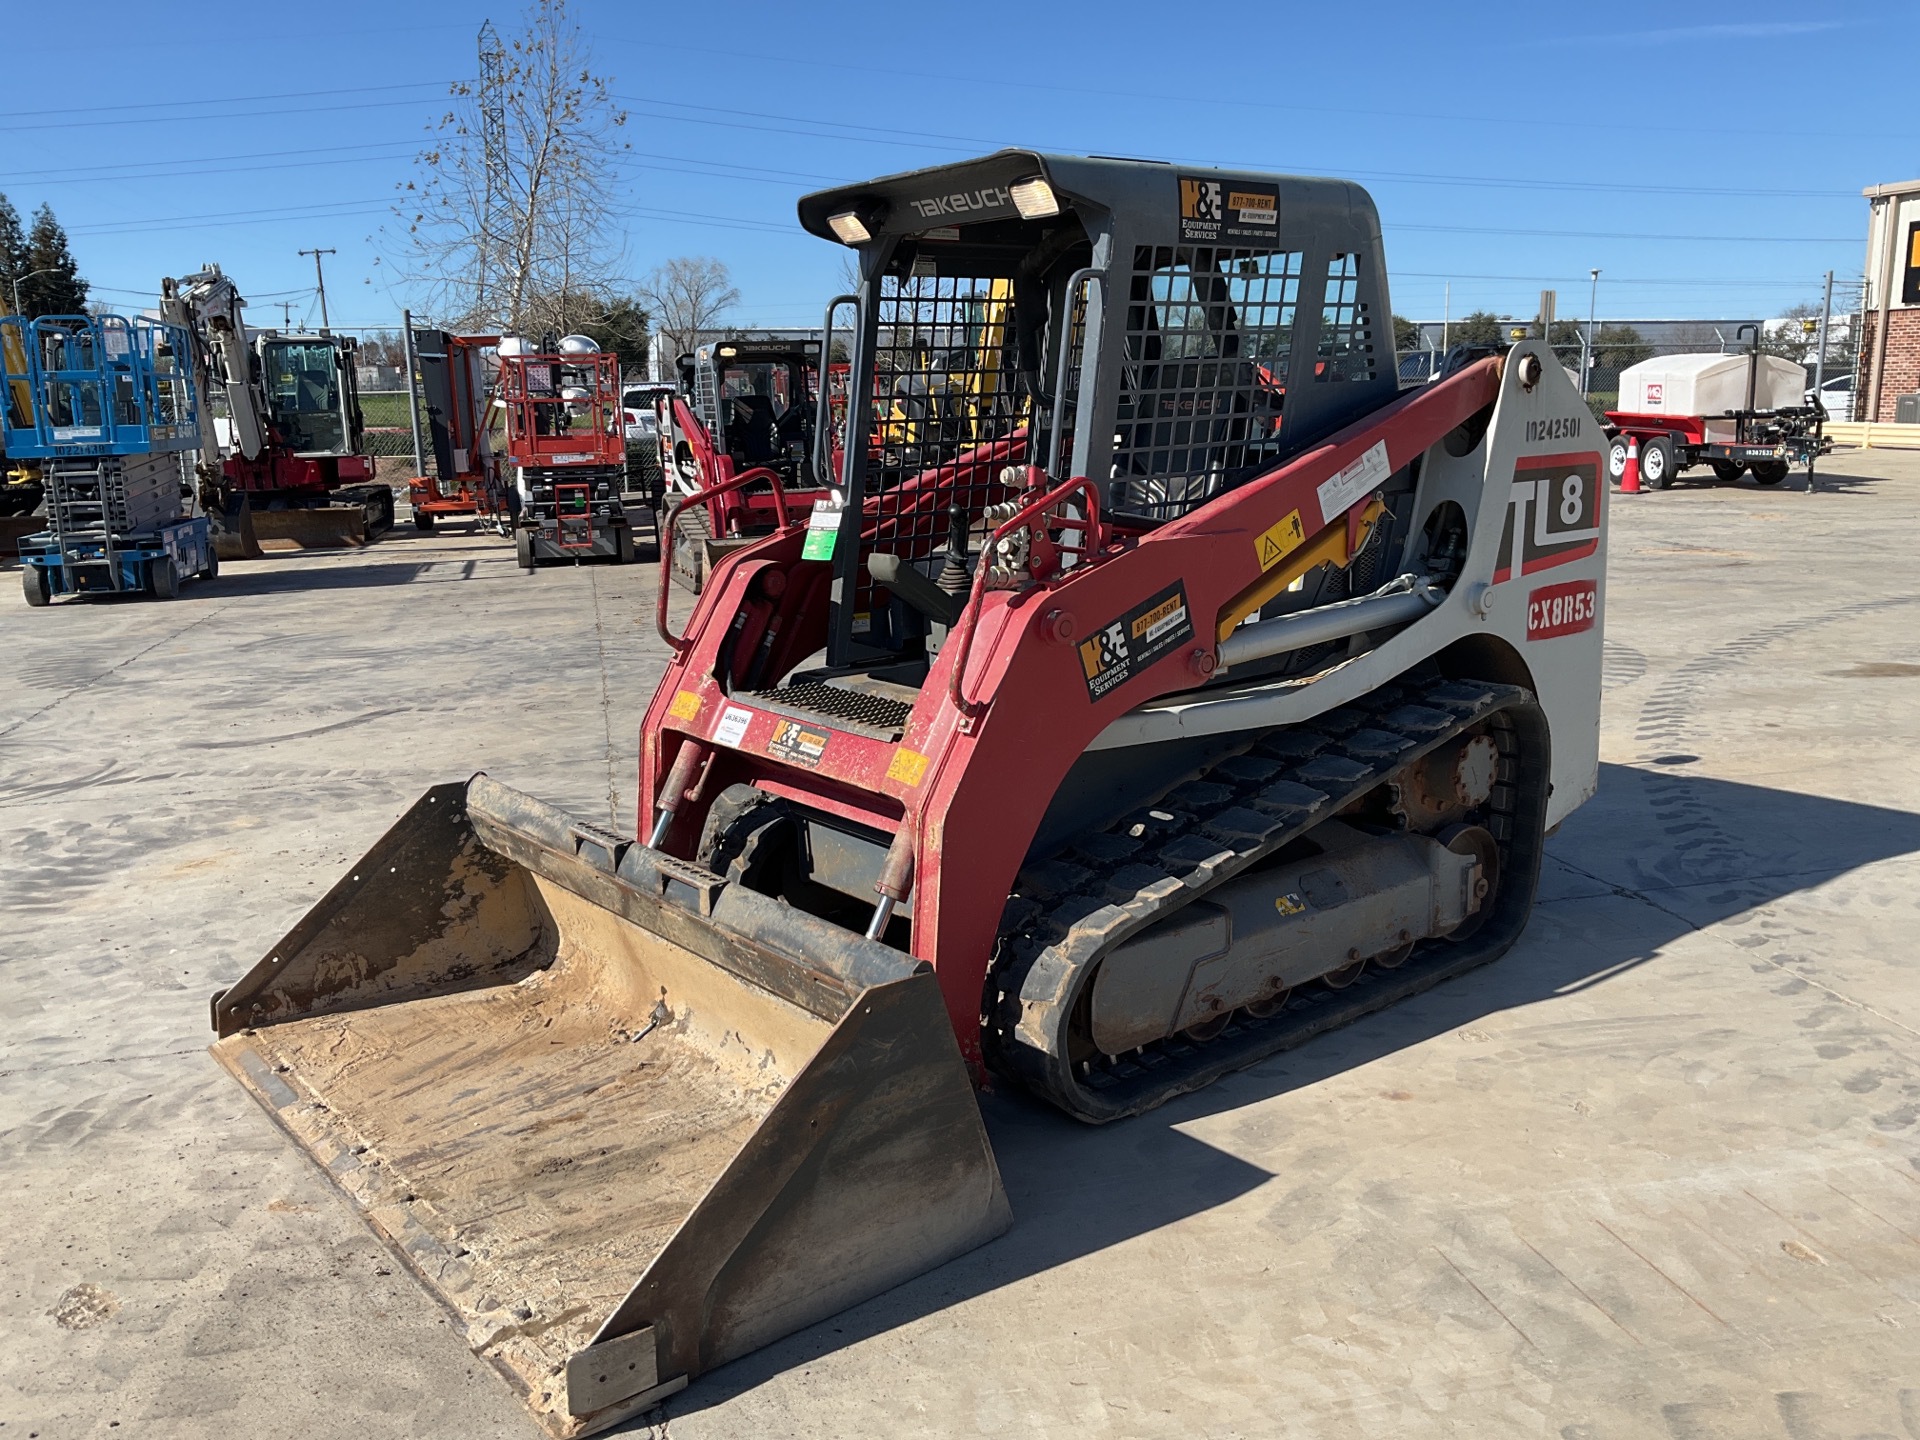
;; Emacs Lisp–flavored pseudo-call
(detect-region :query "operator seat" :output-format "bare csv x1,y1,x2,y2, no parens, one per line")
728,393,779,464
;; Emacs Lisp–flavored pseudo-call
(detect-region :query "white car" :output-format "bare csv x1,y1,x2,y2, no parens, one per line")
1815,374,1853,423
622,386,670,444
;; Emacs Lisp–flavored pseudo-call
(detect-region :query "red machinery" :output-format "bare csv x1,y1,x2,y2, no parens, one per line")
161,267,391,554
656,333,826,591
406,329,511,532
500,337,636,567
213,152,1608,1434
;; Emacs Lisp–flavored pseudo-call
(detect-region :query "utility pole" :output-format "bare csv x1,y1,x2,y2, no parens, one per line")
1441,282,1450,352
1582,268,1600,398
1812,268,1835,397
278,300,294,328
299,247,336,333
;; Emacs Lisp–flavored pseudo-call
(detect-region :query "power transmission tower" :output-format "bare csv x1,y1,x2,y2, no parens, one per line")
477,20,508,328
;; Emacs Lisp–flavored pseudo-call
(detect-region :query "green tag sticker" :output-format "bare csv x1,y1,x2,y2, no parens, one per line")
802,499,842,561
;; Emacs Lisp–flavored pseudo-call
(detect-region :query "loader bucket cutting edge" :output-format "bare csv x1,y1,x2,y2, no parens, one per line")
209,777,1009,1437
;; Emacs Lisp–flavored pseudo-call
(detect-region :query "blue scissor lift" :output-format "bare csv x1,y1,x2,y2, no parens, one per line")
2,312,215,606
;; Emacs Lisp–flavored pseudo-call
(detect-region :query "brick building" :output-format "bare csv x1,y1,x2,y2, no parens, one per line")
1860,178,1920,422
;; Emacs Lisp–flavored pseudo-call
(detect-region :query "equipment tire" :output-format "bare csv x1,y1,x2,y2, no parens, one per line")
515,528,535,570
1639,436,1674,489
414,509,436,532
1606,438,1629,481
1750,460,1790,485
616,524,635,564
1709,459,1746,483
22,565,50,607
148,555,179,599
199,547,219,581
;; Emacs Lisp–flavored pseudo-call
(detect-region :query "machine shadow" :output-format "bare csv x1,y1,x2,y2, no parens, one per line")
645,763,1920,1425
191,556,532,595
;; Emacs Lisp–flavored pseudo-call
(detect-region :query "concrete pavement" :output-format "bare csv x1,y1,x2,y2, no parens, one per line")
4,453,1918,1439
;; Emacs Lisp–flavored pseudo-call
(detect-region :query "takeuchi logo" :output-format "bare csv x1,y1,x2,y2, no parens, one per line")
909,187,1012,220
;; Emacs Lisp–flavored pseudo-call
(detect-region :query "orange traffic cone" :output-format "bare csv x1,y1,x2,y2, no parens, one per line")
1620,436,1641,494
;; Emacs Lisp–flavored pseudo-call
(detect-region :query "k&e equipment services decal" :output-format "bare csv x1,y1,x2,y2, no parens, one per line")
1494,451,1602,583
1526,579,1598,641
767,718,830,769
1079,582,1194,701
1179,176,1281,244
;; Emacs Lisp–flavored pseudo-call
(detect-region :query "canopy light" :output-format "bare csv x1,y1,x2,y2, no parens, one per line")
1010,177,1060,219
718,345,738,358
828,209,872,245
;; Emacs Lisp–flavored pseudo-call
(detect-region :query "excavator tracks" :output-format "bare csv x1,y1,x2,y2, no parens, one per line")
986,673,1551,1123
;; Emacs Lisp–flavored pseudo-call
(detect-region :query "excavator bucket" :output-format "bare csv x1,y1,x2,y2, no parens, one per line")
209,777,1009,1437
209,493,263,560
250,503,370,550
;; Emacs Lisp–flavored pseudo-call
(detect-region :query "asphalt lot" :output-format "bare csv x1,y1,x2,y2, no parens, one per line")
5,448,1920,1439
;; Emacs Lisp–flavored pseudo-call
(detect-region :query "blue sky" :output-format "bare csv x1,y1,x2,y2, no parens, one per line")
0,0,1903,334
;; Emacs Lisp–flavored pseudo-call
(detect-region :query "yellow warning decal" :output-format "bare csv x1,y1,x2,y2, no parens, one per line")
667,689,702,722
886,747,930,787
1255,510,1307,572
1275,893,1307,916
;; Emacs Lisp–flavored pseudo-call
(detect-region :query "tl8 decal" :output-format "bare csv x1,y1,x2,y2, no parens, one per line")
1494,452,1602,583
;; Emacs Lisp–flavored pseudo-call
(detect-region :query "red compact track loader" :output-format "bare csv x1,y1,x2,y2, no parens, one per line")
656,332,827,592
211,152,1606,1436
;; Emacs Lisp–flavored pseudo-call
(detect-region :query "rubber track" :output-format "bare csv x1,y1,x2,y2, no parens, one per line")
986,673,1550,1123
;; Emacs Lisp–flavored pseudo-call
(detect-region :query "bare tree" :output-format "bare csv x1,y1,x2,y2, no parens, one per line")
383,0,627,335
638,257,739,363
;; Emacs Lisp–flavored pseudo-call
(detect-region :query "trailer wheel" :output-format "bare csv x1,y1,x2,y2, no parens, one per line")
1639,436,1674,489
1750,460,1790,485
1710,460,1746,483
515,528,535,570
414,509,436,532
148,555,179,599
21,565,50,608
1606,439,1629,481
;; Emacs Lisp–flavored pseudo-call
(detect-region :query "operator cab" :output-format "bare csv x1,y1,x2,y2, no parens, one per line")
791,150,1402,681
260,333,360,457
691,336,823,488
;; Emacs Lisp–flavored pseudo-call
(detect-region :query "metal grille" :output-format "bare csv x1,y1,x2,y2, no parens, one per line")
864,271,1032,564
1316,252,1376,383
1110,246,1303,523
749,681,914,736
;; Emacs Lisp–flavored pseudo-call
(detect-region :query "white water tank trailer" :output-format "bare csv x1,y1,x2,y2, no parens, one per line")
1616,352,1805,417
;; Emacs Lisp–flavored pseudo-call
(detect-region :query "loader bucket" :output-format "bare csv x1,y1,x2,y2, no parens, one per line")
209,777,1009,1437
251,503,370,550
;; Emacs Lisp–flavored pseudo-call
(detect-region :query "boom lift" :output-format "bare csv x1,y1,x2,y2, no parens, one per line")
405,328,512,533
657,332,825,591
211,152,1606,1435
3,312,215,604
502,334,637,568
161,266,393,554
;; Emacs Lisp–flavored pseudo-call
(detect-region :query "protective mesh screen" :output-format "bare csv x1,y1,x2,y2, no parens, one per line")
1316,252,1377,383
863,271,1031,563
1111,246,1303,523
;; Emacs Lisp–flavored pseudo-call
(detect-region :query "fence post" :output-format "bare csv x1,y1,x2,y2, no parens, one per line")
401,310,427,476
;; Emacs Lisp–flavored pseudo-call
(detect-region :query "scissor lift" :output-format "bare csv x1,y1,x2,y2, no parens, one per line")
2,313,213,606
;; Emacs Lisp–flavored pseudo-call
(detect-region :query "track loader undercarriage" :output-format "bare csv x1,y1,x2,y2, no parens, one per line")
212,150,1606,1429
